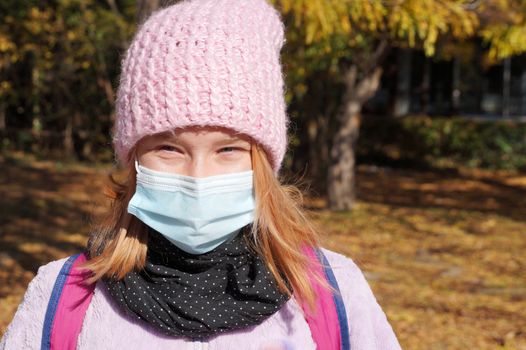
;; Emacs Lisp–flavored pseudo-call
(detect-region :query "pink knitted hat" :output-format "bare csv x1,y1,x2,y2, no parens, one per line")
113,0,289,174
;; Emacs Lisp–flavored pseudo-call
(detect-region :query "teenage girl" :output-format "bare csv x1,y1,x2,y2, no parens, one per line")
1,0,402,349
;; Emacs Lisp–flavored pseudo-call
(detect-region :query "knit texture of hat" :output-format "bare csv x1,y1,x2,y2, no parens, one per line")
113,0,289,174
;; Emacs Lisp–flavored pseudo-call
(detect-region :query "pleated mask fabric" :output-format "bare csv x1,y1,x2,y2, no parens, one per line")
128,162,256,255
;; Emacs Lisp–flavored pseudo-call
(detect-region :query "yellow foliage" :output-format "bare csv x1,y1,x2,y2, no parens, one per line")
0,35,15,53
471,0,526,61
481,25,526,61
277,0,481,58
67,31,76,41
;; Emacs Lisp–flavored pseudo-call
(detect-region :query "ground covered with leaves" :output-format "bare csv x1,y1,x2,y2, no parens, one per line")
0,153,524,349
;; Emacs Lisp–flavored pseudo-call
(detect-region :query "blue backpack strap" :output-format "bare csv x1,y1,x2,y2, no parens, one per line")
41,254,81,350
315,248,351,350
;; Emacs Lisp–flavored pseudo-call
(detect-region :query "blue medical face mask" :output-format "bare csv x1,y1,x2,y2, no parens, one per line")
127,161,256,255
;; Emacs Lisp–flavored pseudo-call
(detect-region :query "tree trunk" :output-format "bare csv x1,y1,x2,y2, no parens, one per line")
327,101,361,210
327,65,383,211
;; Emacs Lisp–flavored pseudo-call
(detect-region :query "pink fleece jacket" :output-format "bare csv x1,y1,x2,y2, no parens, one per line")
0,248,402,349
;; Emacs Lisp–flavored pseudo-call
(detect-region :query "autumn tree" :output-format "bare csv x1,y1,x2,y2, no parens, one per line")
2,0,526,210
0,0,134,158
276,0,526,211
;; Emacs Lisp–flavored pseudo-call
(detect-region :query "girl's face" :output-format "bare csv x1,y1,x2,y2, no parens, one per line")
136,126,253,177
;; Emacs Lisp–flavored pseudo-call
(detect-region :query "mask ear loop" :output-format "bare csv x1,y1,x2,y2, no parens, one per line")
134,158,141,174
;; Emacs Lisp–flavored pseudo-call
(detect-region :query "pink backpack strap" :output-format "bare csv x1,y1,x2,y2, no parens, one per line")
300,247,351,350
41,253,96,350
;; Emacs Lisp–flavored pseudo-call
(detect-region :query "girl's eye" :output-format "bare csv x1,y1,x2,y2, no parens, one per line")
220,147,236,153
158,145,180,152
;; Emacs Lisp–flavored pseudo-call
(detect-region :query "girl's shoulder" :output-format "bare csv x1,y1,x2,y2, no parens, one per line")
320,247,403,350
320,247,358,268
0,256,72,349
25,256,73,296
35,255,72,278
319,247,366,283
15,255,72,307
319,247,379,303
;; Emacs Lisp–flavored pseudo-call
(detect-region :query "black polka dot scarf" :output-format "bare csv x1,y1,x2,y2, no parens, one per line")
103,224,291,340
